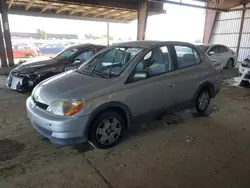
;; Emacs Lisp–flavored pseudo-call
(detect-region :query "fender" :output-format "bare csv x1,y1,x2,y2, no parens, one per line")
86,101,133,129
192,81,215,103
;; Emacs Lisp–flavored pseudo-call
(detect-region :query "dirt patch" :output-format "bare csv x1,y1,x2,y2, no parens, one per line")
0,139,25,162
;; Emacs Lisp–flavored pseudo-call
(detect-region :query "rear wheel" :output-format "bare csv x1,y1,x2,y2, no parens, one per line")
196,89,211,116
226,59,234,69
88,111,125,149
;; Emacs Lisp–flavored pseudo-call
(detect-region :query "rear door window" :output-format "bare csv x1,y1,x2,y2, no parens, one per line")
208,46,219,54
174,45,201,69
218,46,228,53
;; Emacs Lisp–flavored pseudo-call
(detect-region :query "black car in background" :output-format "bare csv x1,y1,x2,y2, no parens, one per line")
7,44,105,92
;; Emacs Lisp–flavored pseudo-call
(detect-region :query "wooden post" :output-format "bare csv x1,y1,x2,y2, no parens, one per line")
107,22,110,46
137,0,148,40
1,0,14,67
236,4,246,56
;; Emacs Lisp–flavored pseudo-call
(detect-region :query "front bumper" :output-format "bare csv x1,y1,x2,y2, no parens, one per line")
6,71,38,92
26,96,90,145
239,64,250,81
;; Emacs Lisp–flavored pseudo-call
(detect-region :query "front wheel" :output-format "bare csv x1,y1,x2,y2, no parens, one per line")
196,89,211,116
226,59,235,69
88,111,125,149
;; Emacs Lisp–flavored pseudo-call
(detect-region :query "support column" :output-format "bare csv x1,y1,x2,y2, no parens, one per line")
107,22,110,46
0,0,14,67
137,0,148,40
203,10,217,44
0,18,7,67
236,4,246,55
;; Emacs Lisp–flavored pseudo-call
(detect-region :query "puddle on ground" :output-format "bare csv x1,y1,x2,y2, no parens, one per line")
0,139,25,162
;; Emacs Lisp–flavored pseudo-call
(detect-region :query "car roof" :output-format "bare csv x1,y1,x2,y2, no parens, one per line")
68,43,106,49
112,40,197,48
201,44,226,47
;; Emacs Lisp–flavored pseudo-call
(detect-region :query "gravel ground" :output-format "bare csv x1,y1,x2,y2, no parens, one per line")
0,69,250,188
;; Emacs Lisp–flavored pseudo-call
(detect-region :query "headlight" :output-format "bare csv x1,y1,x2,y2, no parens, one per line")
46,99,84,116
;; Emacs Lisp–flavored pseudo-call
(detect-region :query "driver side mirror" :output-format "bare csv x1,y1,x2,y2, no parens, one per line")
208,51,215,56
73,59,82,64
133,72,148,81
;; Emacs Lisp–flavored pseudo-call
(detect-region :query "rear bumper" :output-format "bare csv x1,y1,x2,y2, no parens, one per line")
26,97,90,145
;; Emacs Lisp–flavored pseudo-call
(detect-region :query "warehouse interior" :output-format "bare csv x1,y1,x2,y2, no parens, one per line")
1,1,250,188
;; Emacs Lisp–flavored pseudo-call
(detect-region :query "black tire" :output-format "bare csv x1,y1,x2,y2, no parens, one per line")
196,89,211,115
88,111,125,149
240,80,250,86
226,59,234,69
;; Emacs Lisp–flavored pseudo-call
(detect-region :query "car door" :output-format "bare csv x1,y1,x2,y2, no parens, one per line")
218,45,231,66
64,50,94,71
208,45,225,63
171,44,202,107
17,45,27,58
43,44,53,54
124,45,177,117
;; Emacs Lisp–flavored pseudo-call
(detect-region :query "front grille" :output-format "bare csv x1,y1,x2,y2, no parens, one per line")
33,97,49,110
244,74,250,79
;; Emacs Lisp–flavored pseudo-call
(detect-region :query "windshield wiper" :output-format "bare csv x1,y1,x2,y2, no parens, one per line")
92,70,109,79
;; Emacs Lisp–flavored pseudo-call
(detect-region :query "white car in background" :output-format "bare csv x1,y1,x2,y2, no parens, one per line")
198,44,237,69
239,55,250,84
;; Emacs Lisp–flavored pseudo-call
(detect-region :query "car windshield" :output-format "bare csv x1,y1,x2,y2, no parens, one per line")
77,47,143,78
198,45,209,52
53,48,79,60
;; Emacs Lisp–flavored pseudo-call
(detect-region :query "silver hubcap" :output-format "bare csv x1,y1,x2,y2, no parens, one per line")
198,91,210,111
96,117,121,145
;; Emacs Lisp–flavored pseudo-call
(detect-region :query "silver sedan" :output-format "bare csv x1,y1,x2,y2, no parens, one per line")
198,44,237,69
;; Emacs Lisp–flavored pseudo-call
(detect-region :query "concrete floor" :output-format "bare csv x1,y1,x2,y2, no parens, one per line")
0,70,250,188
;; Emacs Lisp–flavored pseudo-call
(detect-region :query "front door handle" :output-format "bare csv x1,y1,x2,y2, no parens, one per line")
168,84,175,88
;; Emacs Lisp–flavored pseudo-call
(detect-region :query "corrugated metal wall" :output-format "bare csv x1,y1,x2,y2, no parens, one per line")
239,3,250,61
210,4,250,62
210,7,242,60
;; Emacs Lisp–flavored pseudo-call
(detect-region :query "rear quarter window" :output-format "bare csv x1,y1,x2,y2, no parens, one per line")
174,45,201,69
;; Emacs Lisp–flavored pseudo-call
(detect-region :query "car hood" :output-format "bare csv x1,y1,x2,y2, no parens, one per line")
13,58,59,74
33,70,112,105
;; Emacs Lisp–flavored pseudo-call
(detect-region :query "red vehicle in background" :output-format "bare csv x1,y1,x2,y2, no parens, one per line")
12,44,39,58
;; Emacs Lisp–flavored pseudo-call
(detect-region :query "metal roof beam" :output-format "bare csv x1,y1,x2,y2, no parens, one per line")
116,12,137,20
8,0,14,9
41,2,53,12
93,9,116,17
25,0,37,11
69,6,88,15
104,10,128,19
81,7,101,16
148,0,227,12
9,9,129,23
56,4,69,14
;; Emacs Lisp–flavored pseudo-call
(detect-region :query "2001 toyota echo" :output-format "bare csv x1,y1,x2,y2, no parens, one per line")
26,41,222,149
